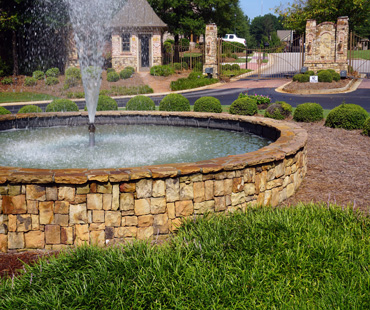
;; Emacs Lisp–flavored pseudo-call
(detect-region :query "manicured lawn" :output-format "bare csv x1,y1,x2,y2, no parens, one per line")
0,92,58,103
349,50,370,60
1,204,370,309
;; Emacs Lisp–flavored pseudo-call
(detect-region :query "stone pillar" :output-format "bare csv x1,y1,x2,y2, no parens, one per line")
203,24,218,77
336,17,349,65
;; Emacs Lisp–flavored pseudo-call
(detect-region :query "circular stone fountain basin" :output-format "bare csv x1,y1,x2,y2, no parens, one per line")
0,111,307,252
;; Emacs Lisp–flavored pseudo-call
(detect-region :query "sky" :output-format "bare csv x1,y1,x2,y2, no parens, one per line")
239,0,290,21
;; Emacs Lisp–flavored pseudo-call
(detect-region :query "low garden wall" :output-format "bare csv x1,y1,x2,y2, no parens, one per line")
0,111,307,252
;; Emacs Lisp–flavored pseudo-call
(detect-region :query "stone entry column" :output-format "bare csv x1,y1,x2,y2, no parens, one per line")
203,24,218,77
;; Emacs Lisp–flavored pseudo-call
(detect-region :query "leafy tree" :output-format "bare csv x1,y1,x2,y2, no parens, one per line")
250,14,284,47
276,0,370,34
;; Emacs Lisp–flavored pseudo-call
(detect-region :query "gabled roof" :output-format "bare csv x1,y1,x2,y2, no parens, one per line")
277,30,294,42
111,0,167,28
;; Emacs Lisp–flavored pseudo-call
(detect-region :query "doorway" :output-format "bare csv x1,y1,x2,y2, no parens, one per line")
139,34,151,71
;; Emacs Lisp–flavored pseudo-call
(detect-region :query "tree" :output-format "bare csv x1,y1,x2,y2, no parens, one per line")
276,0,370,34
250,14,284,47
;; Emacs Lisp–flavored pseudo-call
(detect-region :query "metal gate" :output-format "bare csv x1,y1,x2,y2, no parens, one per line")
218,35,305,80
349,32,370,78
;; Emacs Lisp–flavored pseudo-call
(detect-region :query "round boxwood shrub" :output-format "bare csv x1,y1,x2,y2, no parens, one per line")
222,64,232,71
32,70,44,80
305,70,315,76
0,106,11,115
125,66,135,74
188,71,203,79
318,70,333,83
229,98,258,116
332,72,341,82
150,65,174,77
106,68,116,74
96,95,118,111
325,103,368,130
173,63,182,71
293,102,324,122
159,94,190,112
45,77,59,86
46,67,60,78
1,77,12,85
107,71,120,82
119,69,132,80
46,99,79,112
231,64,240,71
18,105,42,114
24,77,37,87
126,95,155,111
363,117,370,136
293,74,309,83
194,97,222,113
65,67,81,79
181,62,188,70
265,101,292,120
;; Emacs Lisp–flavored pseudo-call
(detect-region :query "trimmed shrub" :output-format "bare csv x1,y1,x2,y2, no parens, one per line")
107,68,116,74
0,106,11,115
46,99,79,112
229,98,258,116
45,77,59,86
67,91,85,99
32,70,44,80
119,69,132,80
305,71,315,76
125,66,135,74
24,77,37,87
318,70,333,83
107,71,120,82
223,64,233,71
239,93,271,107
181,62,189,70
363,117,370,136
265,101,293,120
126,95,155,111
45,68,60,78
18,105,42,114
332,72,341,82
65,67,81,79
194,97,222,113
1,77,12,85
64,67,82,89
173,63,182,71
159,94,190,111
293,102,324,122
150,65,174,77
96,95,118,111
188,71,203,79
231,64,240,71
293,74,309,83
325,103,368,130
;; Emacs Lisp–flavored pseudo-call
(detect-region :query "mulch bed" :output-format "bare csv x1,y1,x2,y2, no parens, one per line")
283,79,351,92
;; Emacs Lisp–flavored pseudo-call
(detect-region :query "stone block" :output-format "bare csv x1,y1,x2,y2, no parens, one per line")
105,211,121,227
125,216,138,226
0,186,8,195
166,178,180,202
151,198,166,214
225,179,233,195
54,201,69,214
58,186,75,202
180,183,193,200
8,214,16,232
214,196,226,212
8,185,22,196
287,183,295,198
138,215,154,227
137,227,153,240
25,231,44,249
244,168,256,183
136,179,152,198
255,171,267,194
87,194,103,210
39,201,54,225
17,214,32,232
175,200,194,217
120,193,134,211
114,226,137,238
205,180,214,200
46,187,58,201
244,183,256,196
97,183,112,194
267,179,284,190
152,180,165,197
54,214,69,226
93,210,105,223
90,230,105,246
135,199,150,216
271,188,280,207
74,195,87,204
8,232,24,249
193,182,205,203
275,162,285,178
231,192,246,206
27,200,38,214
214,180,224,196
167,203,175,219
119,183,136,193
153,214,169,234
2,195,27,214
31,214,39,230
232,178,244,193
214,172,226,180
70,204,87,224
263,190,272,205
45,225,60,244
102,194,112,211
170,218,182,232
0,234,7,252
194,200,215,214
0,224,6,234
90,223,106,231
75,224,89,245
226,195,232,206
112,185,120,210
76,184,90,195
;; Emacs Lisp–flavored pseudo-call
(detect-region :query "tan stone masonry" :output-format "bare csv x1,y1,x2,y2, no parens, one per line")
0,111,307,252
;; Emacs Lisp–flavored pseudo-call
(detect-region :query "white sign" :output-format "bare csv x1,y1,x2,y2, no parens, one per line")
310,76,318,83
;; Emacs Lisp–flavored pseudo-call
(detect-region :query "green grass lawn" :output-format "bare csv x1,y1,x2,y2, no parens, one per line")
0,92,58,103
1,204,370,309
349,50,370,60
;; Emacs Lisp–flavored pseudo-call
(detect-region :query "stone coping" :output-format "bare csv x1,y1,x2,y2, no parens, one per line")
0,111,307,185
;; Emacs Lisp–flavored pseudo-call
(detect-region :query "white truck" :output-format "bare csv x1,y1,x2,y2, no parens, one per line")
222,34,246,46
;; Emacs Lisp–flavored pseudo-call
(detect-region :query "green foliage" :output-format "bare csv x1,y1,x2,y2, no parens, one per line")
231,64,240,70
64,67,82,89
125,66,135,74
293,102,324,122
0,92,57,103
45,68,60,78
24,77,37,87
318,70,333,83
1,77,13,85
17,105,42,114
119,69,132,80
45,77,59,86
293,73,310,83
65,67,82,79
32,70,45,80
222,64,233,71
265,101,292,120
305,70,315,76
163,39,173,53
173,62,182,71
46,99,79,112
325,103,368,130
170,76,218,91
181,62,188,70
107,71,120,82
229,97,258,116
193,62,203,72
179,38,190,50
188,71,203,79
159,94,190,111
332,72,341,82
222,41,245,53
126,95,155,111
66,92,85,99
85,95,118,111
238,93,271,106
150,65,175,77
106,68,116,74
363,118,370,136
0,106,11,115
194,97,222,113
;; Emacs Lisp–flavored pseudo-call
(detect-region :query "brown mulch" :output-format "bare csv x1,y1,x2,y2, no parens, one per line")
283,79,351,92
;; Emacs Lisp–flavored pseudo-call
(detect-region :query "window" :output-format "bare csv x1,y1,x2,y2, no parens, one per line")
121,33,130,52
